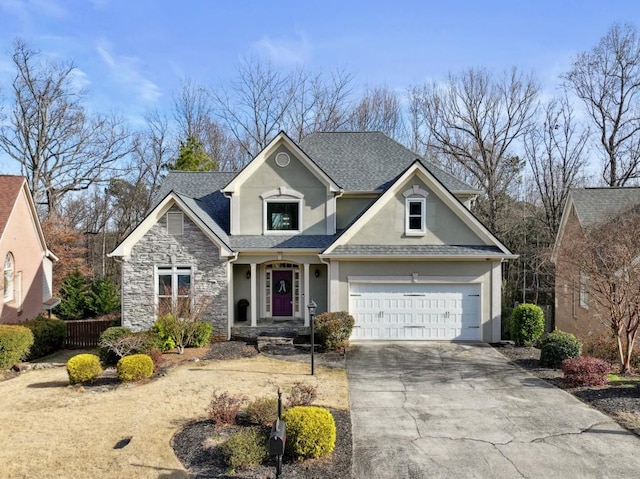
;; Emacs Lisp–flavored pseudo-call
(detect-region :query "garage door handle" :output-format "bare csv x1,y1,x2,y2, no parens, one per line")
468,326,480,328
404,325,424,328
404,294,425,297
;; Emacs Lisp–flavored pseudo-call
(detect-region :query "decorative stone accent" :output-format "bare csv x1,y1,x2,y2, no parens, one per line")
121,206,228,334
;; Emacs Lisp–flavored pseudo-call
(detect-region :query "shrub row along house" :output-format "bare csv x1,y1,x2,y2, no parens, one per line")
0,175,59,324
110,132,515,341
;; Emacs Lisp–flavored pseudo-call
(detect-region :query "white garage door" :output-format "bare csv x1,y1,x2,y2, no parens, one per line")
349,283,481,341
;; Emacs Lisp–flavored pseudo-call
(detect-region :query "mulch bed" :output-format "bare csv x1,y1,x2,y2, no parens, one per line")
492,342,640,435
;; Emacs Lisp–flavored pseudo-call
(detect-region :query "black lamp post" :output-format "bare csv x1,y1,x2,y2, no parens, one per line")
307,299,317,375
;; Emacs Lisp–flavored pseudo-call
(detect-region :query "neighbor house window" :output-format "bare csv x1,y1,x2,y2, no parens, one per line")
167,211,184,235
4,253,14,302
579,273,589,309
156,265,192,316
265,201,300,232
403,185,429,236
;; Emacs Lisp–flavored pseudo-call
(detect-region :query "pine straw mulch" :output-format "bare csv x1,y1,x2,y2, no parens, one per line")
492,342,640,436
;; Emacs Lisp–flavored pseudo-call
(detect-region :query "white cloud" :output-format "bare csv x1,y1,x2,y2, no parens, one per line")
96,41,162,103
0,0,66,20
254,31,310,65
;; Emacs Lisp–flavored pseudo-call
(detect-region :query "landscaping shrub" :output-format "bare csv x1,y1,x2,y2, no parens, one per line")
510,303,545,347
116,354,154,382
54,269,89,320
86,276,120,317
314,311,355,351
583,333,640,369
0,325,34,369
151,314,178,352
208,391,247,426
66,353,103,384
98,326,132,365
539,329,583,369
188,321,212,347
220,427,268,471
562,356,611,387
282,406,336,459
246,396,280,426
287,381,318,407
23,316,66,360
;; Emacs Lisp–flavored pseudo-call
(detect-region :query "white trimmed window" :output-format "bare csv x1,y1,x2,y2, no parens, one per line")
261,187,304,234
156,265,193,317
403,185,429,236
4,253,14,302
167,211,184,235
579,273,589,309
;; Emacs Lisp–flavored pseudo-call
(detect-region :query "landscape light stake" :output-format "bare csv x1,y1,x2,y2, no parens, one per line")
307,299,317,375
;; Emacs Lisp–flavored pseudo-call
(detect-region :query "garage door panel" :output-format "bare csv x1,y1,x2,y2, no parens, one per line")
350,283,481,341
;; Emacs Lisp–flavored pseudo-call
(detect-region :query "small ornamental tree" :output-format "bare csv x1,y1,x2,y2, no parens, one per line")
54,269,89,320
86,276,120,317
510,303,545,347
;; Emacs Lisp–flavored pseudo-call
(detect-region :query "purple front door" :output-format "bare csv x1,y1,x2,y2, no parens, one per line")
272,270,293,316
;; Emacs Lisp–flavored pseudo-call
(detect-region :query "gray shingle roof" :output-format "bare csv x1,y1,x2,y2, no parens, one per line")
327,244,504,256
175,193,231,246
570,187,640,227
230,235,338,250
299,132,477,192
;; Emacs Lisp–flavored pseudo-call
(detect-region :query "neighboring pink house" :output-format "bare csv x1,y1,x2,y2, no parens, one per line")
0,175,59,323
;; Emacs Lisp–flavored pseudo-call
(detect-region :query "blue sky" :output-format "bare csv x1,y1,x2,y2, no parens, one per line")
0,0,639,173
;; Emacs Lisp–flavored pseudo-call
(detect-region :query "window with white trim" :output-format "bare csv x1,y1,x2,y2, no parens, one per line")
167,211,184,235
4,253,14,302
265,200,301,232
156,265,193,316
579,272,589,309
403,185,429,236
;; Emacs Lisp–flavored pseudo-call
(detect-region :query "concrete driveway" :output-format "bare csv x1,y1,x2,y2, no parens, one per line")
348,342,640,479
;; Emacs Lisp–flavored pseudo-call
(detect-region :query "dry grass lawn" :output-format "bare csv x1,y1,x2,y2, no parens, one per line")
0,352,348,479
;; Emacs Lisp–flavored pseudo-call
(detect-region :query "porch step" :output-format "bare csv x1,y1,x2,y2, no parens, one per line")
257,336,294,352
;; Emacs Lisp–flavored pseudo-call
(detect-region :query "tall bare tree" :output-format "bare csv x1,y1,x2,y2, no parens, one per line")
412,67,539,231
564,23,640,186
347,85,404,139
524,95,589,237
0,39,131,215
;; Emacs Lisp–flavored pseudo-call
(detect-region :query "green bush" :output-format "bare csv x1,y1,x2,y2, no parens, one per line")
116,354,154,382
66,353,103,384
220,427,268,471
0,325,34,369
246,396,280,427
188,321,212,347
151,314,177,352
510,303,545,347
54,269,89,320
314,311,355,351
99,326,132,365
86,276,120,317
540,329,583,369
23,316,66,361
282,406,336,459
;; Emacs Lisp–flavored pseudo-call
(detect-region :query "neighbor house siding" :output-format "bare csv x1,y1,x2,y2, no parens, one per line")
121,207,228,333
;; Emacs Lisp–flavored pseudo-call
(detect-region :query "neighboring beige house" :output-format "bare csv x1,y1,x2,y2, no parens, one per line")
552,187,640,338
0,175,59,323
110,132,515,341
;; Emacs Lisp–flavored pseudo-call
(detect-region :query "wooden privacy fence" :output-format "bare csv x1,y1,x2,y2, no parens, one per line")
65,318,114,349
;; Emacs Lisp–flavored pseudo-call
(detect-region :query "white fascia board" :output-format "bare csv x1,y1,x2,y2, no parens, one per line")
320,254,518,261
323,161,514,256
108,192,234,258
221,132,340,195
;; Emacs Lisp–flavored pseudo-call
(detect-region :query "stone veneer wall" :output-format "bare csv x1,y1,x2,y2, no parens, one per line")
121,206,228,334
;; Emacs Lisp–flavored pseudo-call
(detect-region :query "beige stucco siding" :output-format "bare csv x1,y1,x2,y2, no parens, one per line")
335,260,496,341
347,177,485,246
237,145,328,235
336,196,377,229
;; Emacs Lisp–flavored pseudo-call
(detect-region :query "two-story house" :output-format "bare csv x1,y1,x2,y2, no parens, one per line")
109,132,515,342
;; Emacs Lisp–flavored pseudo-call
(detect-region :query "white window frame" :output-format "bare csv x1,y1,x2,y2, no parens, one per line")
167,211,184,236
263,199,302,234
154,265,194,317
403,185,429,236
4,252,14,302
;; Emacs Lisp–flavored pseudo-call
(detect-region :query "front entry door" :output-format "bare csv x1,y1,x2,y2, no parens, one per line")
272,270,293,316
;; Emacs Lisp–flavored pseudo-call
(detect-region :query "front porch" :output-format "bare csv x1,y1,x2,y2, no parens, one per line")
231,317,310,340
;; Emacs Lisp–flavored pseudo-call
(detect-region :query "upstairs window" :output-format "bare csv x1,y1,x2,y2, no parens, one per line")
266,201,300,231
4,253,14,302
403,185,429,236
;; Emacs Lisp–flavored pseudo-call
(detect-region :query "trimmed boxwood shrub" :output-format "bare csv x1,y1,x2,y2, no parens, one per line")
0,325,34,369
314,311,355,351
510,303,545,347
116,354,154,382
98,326,132,365
282,406,336,459
188,321,213,347
66,353,103,384
540,329,583,369
220,427,268,471
562,356,610,387
23,316,66,360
